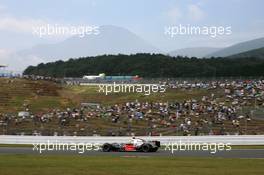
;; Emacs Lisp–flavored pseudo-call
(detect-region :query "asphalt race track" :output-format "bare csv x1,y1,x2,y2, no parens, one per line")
0,147,263,158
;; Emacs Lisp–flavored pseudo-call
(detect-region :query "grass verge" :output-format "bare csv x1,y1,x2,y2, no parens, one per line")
0,155,263,175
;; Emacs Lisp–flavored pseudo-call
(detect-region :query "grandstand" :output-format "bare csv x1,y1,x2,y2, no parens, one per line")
0,64,20,77
0,64,9,77
0,64,7,69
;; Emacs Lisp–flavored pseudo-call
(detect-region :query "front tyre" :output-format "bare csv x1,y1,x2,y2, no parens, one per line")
102,143,112,152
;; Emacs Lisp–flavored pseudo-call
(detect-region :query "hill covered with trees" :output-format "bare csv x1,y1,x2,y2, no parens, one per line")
23,53,264,77
229,47,264,59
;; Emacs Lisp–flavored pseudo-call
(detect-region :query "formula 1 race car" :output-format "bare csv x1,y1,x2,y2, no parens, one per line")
102,138,161,152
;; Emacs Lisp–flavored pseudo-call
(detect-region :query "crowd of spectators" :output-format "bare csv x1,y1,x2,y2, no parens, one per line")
0,79,264,136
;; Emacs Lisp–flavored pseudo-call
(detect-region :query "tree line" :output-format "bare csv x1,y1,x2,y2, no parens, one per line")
23,53,264,78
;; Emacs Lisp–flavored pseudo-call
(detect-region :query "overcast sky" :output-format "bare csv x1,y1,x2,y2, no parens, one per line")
0,0,264,62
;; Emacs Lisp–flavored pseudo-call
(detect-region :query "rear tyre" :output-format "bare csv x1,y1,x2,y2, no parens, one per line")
151,147,158,152
141,144,151,152
102,143,112,152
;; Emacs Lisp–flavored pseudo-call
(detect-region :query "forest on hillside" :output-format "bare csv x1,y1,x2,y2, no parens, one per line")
23,54,264,78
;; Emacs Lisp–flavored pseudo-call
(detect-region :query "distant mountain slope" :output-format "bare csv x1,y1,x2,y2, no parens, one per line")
207,37,264,57
168,47,221,58
13,25,160,70
229,47,264,59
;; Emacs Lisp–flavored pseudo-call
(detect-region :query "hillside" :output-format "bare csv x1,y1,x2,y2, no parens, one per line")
0,78,69,113
0,78,210,113
207,37,264,57
24,53,264,77
229,47,264,59
1,78,264,136
168,47,221,58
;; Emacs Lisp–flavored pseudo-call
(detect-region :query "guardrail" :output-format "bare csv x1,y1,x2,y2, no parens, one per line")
0,135,264,145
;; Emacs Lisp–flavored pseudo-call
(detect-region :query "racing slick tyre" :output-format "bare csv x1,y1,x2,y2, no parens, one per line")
102,143,112,152
151,147,158,152
141,143,152,152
